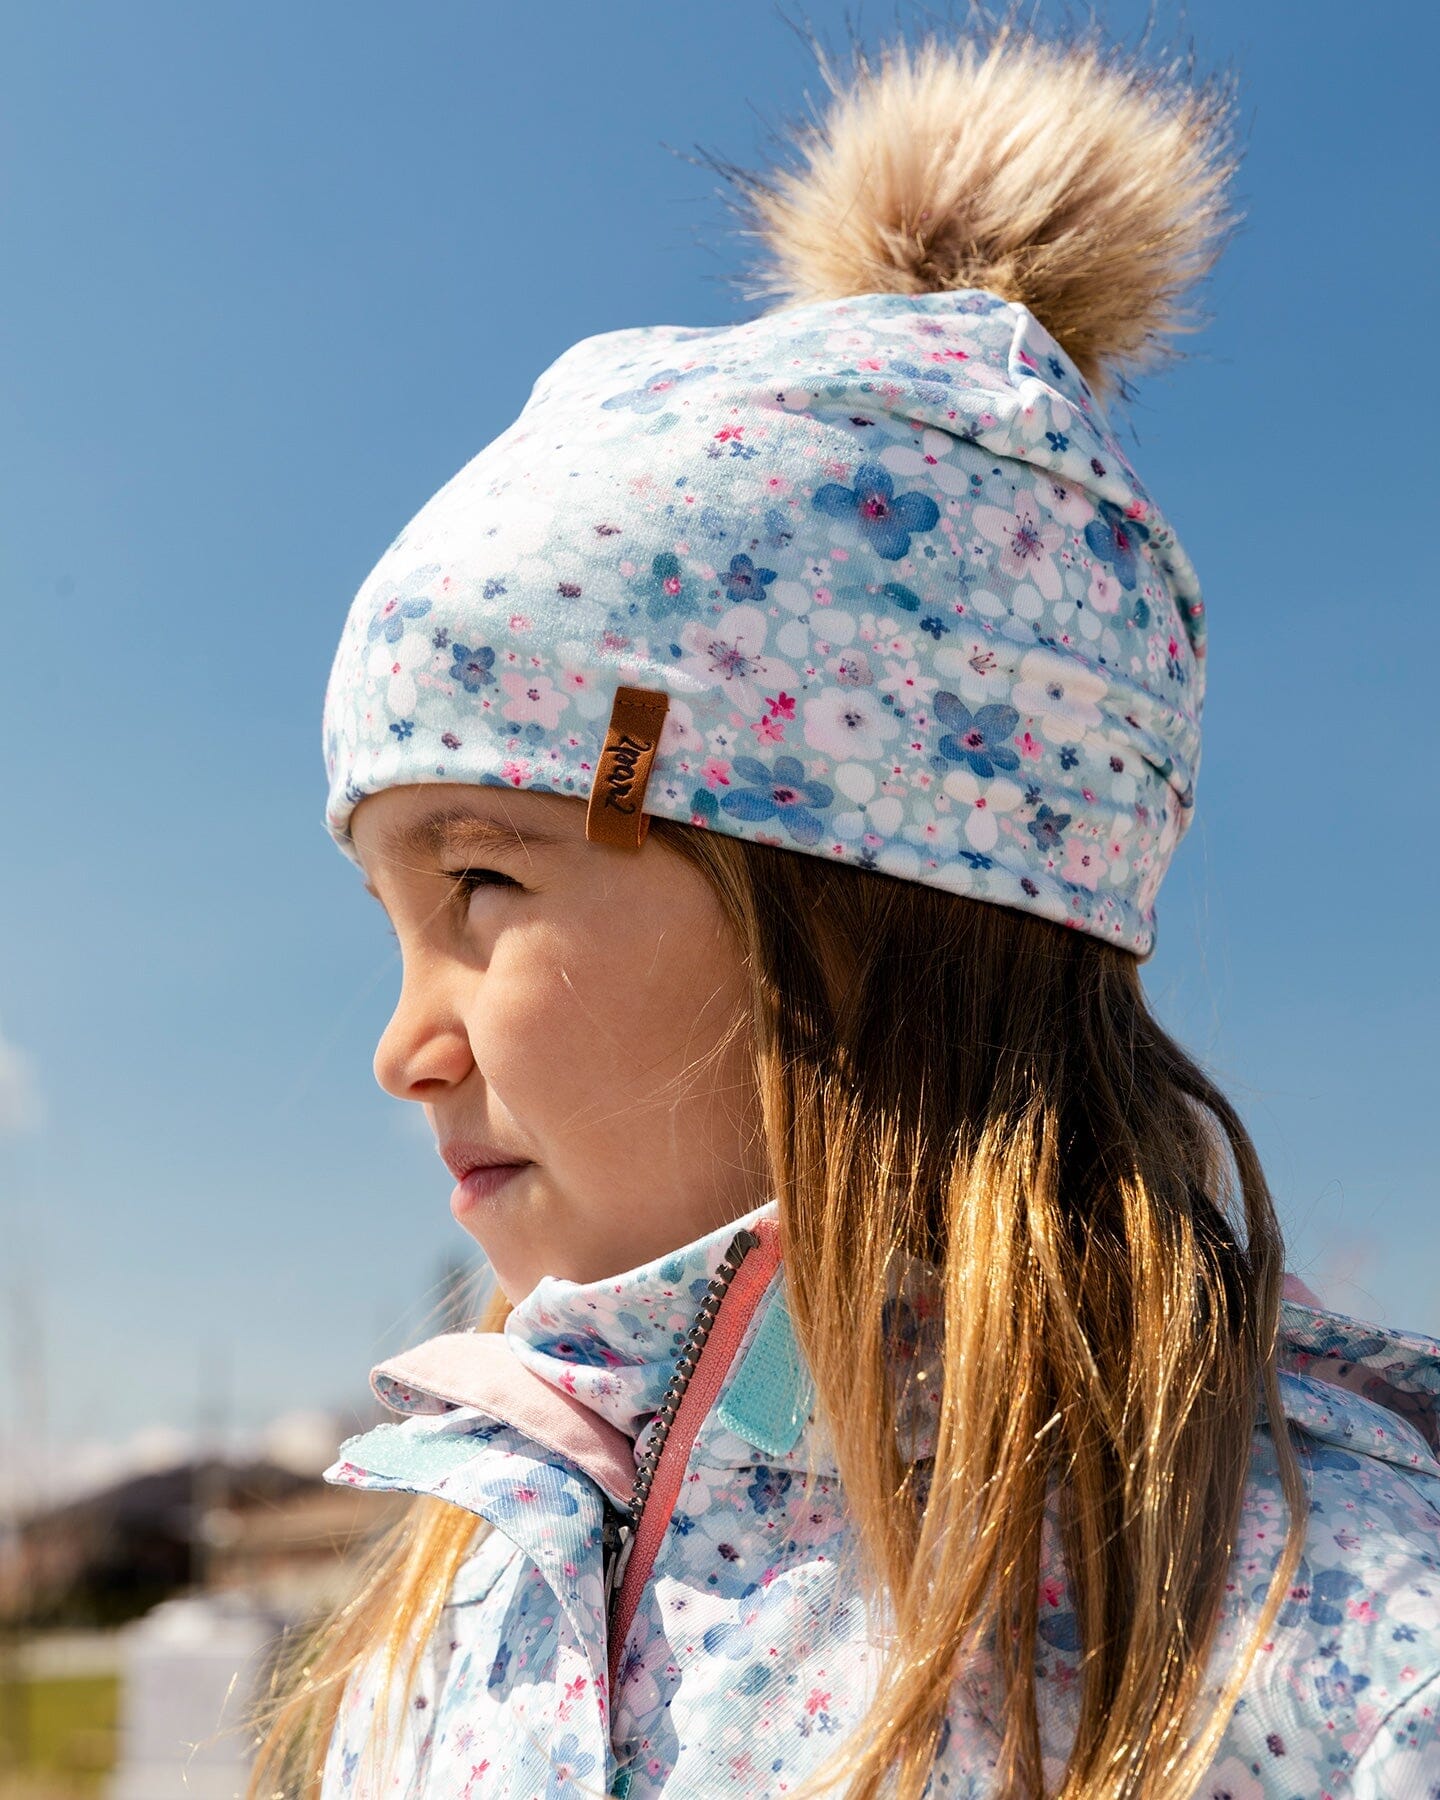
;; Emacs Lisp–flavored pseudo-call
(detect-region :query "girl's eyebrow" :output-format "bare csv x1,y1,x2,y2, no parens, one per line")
362,806,569,899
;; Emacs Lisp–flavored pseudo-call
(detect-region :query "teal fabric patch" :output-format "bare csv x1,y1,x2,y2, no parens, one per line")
717,1288,815,1458
337,1422,486,1487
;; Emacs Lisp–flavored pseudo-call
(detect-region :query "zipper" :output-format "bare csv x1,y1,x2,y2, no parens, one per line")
601,1225,761,1612
604,1217,783,1690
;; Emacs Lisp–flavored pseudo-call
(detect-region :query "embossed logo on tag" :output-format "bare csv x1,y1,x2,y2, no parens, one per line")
585,685,670,849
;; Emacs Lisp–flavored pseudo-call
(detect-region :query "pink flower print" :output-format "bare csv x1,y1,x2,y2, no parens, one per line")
499,758,530,786
554,1674,588,1722
499,671,570,728
1087,565,1123,613
1019,731,1043,761
701,758,732,789
1062,836,1108,890
971,492,1065,599
825,649,874,688
751,713,786,744
675,604,796,714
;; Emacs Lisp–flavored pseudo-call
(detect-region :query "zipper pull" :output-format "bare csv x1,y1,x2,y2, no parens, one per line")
602,1500,634,1612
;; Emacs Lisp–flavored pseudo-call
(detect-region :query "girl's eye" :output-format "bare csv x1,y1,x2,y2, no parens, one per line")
445,866,523,897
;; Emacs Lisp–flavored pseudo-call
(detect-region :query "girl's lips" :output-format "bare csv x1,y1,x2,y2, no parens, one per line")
451,1162,530,1217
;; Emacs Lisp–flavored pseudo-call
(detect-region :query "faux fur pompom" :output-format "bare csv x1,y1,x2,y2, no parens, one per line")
712,22,1239,399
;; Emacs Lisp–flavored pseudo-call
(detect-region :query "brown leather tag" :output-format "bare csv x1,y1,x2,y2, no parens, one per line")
585,684,670,849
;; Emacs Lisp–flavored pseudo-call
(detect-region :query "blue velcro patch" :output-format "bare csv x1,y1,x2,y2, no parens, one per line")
717,1287,815,1458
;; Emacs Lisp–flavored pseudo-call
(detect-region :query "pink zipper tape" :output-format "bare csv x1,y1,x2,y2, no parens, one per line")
607,1216,784,1690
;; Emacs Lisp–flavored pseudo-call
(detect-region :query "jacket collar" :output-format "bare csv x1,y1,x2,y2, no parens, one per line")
358,1196,955,1483
332,1211,1440,1517
499,1195,781,1439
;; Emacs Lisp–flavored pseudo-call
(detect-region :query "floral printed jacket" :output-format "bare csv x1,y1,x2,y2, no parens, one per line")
321,1200,1440,1799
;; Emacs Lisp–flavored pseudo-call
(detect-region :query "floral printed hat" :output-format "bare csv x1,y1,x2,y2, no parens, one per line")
321,29,1236,956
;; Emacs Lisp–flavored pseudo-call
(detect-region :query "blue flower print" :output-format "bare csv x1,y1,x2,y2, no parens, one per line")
546,1731,597,1798
885,368,955,409
1038,1610,1081,1653
723,553,777,602
699,1606,776,1697
1262,1562,1365,1631
449,642,494,692
389,718,415,742
761,505,795,550
643,551,696,621
481,1476,578,1525
1315,1657,1371,1714
600,364,716,414
486,1640,511,1691
720,756,834,847
811,461,940,561
1083,500,1151,591
747,1468,793,1515
366,567,437,643
1027,803,1071,851
933,693,1021,778
530,1327,625,1370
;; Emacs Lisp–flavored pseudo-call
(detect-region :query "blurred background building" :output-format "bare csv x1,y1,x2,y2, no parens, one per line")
0,1252,472,1798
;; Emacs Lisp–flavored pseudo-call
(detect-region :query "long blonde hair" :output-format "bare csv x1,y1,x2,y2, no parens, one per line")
246,817,1305,1798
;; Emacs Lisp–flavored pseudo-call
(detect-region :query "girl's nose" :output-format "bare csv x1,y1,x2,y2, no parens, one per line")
372,968,475,1102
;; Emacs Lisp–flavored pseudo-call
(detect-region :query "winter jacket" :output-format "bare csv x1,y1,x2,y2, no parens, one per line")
319,1199,1440,1799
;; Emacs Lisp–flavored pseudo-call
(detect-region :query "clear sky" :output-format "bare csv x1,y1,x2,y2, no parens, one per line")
2,0,1436,1491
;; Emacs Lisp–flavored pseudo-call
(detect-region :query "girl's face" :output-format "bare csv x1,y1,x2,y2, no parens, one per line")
349,782,769,1301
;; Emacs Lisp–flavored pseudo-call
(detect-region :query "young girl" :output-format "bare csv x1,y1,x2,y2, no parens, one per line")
248,23,1440,1800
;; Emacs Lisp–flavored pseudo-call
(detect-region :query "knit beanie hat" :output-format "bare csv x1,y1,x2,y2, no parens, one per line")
322,28,1235,956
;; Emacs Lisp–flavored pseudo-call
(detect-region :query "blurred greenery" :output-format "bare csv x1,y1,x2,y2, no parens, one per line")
0,1676,117,1798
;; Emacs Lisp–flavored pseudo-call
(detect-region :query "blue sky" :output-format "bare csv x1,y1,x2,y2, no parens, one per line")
3,0,1436,1482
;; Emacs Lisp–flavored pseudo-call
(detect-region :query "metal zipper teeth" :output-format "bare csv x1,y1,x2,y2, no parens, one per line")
630,1231,763,1512
623,1225,763,1522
